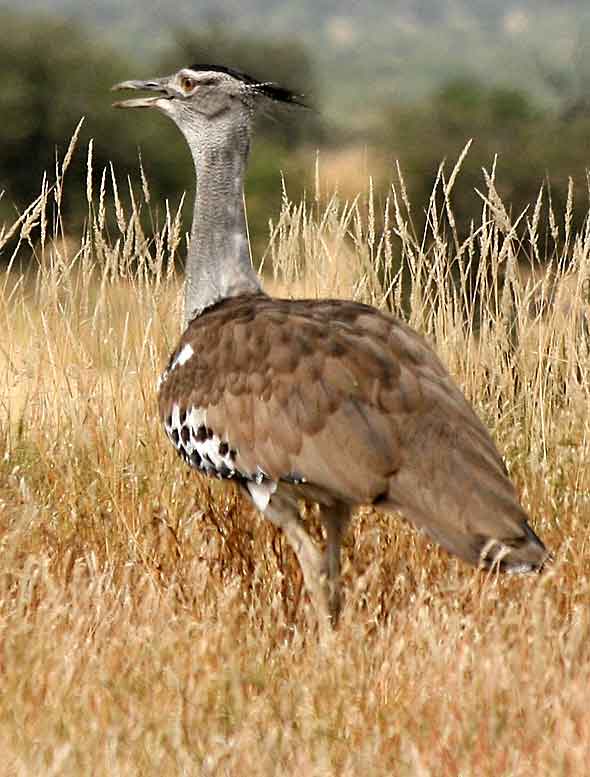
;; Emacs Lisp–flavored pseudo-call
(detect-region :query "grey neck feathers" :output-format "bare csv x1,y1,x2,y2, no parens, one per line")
182,111,262,328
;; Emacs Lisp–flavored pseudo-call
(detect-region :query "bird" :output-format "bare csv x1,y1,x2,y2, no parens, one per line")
112,65,550,625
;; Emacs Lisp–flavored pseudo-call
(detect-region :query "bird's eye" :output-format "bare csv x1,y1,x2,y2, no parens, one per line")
180,76,195,92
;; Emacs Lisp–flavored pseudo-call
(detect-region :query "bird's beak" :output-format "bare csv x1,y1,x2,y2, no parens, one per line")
111,79,170,109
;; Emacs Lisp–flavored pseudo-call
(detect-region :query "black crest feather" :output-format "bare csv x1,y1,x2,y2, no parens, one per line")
188,63,307,107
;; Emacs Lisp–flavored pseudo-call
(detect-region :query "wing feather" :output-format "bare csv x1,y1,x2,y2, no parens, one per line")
158,295,484,504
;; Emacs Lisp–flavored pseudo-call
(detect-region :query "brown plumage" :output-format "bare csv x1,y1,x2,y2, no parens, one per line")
113,65,549,626
159,293,548,621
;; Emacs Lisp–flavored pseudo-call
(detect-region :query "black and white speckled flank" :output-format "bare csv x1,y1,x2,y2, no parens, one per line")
163,402,278,510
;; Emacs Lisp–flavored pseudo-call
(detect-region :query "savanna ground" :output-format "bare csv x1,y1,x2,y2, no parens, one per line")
0,129,589,776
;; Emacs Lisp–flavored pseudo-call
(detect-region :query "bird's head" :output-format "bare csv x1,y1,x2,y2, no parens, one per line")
112,64,305,139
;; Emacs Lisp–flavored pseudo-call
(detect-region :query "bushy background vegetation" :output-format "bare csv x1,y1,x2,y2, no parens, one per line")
2,5,590,263
0,13,318,254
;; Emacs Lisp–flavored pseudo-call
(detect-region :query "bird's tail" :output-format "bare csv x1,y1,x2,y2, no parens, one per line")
474,519,550,573
380,413,550,573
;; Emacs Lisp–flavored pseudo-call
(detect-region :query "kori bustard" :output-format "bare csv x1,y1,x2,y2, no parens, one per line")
113,65,549,624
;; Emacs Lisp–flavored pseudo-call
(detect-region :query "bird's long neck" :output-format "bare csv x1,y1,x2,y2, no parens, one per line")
183,121,261,328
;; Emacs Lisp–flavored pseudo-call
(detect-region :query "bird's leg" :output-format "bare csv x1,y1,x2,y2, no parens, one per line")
263,493,326,619
319,503,351,627
264,494,351,627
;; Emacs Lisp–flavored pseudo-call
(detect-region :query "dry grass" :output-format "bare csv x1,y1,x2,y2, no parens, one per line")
0,133,589,776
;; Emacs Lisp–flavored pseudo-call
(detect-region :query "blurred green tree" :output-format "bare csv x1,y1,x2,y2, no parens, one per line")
0,14,140,224
0,12,318,264
0,10,201,249
379,77,590,248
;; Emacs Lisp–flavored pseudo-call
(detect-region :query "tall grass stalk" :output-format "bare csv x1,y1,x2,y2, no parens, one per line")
0,130,588,775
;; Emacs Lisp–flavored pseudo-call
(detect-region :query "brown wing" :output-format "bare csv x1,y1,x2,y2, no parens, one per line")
159,294,487,501
159,293,547,570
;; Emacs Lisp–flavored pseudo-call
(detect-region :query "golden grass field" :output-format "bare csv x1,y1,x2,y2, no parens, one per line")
1,131,589,775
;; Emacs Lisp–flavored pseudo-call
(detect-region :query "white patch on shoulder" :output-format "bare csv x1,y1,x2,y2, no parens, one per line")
247,479,278,512
157,344,194,392
171,343,194,371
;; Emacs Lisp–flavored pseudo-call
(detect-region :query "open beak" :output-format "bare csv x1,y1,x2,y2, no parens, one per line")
111,79,170,109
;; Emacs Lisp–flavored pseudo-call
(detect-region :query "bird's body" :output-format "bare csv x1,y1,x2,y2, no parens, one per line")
158,291,545,571
113,64,549,624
